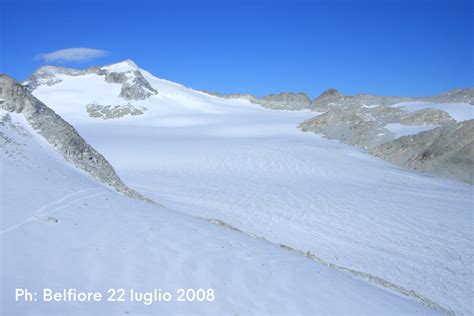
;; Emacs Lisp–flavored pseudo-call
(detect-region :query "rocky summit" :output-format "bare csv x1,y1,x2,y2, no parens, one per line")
24,59,158,101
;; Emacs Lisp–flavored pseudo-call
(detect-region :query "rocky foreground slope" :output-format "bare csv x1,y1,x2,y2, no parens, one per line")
0,74,155,202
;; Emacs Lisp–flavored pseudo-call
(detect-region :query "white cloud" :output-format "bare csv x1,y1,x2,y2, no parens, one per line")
35,48,109,63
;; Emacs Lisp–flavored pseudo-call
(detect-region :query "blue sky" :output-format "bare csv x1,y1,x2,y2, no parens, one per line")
0,0,472,98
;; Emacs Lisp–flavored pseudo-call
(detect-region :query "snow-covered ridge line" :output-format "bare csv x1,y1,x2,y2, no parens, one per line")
201,86,474,112
0,74,157,204
24,59,157,101
202,217,452,315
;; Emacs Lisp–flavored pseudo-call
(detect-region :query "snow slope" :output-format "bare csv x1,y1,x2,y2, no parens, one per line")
31,61,474,315
392,101,474,122
384,123,439,138
0,111,438,315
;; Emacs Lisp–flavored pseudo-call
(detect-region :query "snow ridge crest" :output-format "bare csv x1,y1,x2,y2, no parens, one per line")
24,59,157,101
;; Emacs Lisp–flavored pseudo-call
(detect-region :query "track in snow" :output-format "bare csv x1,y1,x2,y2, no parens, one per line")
0,189,103,235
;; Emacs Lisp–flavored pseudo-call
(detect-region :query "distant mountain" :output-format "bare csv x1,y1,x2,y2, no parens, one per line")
207,87,474,111
310,88,414,111
428,87,474,105
24,59,157,101
201,90,312,110
310,87,474,111
300,88,474,183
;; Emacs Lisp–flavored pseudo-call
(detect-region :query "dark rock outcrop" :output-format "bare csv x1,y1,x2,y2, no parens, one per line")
86,103,148,119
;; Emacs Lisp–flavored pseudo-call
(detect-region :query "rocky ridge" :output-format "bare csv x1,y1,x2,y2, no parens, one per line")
258,92,311,110
310,89,413,112
370,120,474,183
299,100,457,150
0,74,157,203
202,90,312,110
207,86,473,112
426,87,474,105
23,65,101,91
300,88,474,183
24,59,157,101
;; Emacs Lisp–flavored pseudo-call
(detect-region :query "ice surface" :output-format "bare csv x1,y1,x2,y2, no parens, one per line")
30,64,474,315
0,111,438,315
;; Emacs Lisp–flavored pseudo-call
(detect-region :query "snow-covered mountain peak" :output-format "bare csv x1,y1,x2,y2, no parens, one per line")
315,88,344,101
101,60,158,101
25,59,157,102
101,59,139,73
